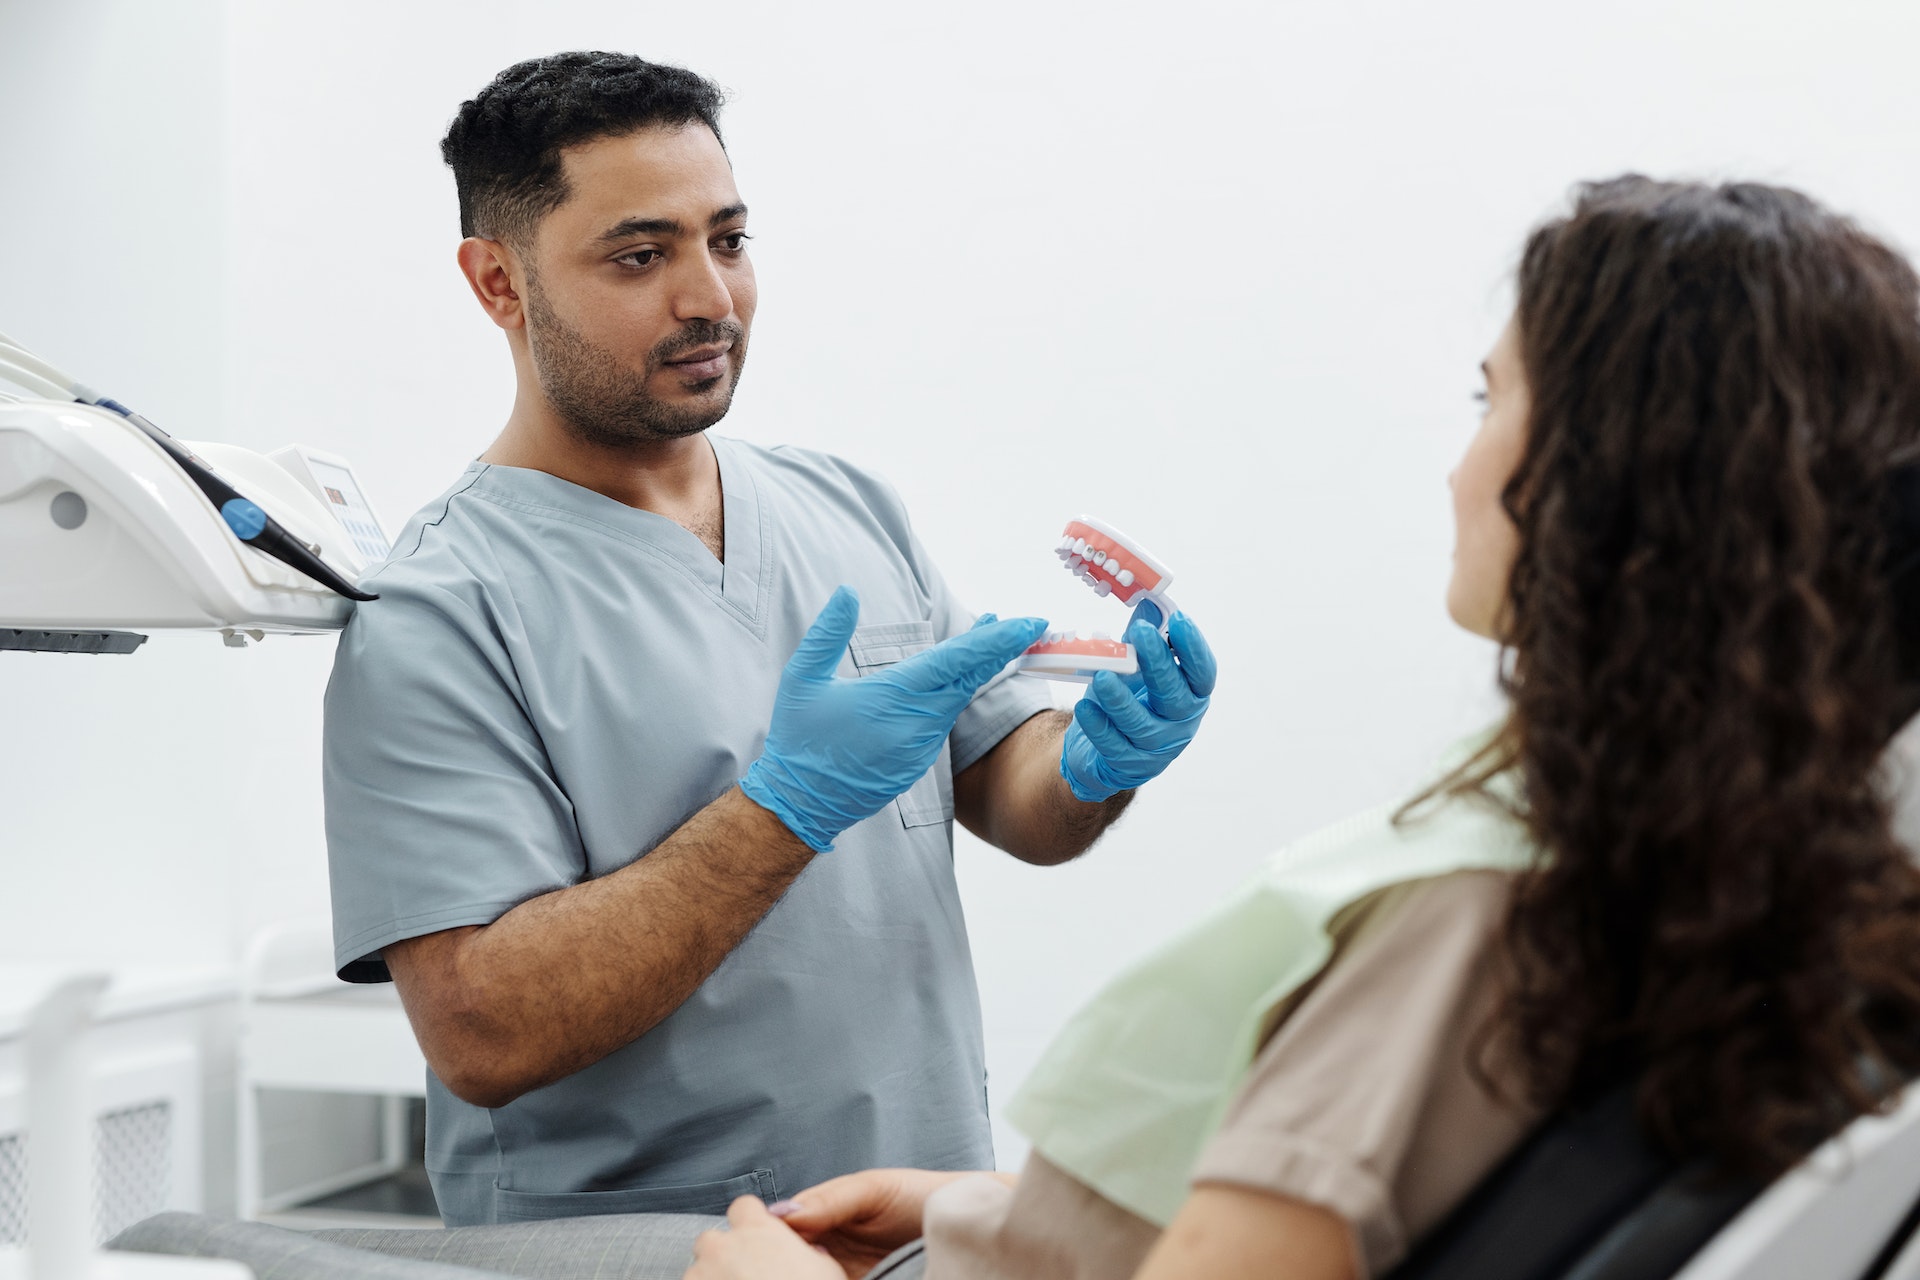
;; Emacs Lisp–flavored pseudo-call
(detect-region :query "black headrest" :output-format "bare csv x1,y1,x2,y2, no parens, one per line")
1888,461,1920,692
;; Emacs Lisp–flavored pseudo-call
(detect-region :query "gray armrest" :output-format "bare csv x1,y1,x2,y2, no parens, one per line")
108,1213,518,1280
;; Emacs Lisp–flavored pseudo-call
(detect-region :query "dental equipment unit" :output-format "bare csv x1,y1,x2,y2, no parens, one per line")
1012,515,1181,683
0,332,386,653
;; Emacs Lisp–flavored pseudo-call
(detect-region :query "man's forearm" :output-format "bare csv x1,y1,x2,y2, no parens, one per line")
385,785,813,1108
957,710,1132,865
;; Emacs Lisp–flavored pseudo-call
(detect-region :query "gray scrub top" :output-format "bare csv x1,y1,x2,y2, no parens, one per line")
322,435,1053,1226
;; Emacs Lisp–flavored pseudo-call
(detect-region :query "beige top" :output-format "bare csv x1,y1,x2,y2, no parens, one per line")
923,869,1537,1280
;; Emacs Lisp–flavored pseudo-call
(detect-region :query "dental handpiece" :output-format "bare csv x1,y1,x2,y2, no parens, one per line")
0,334,375,603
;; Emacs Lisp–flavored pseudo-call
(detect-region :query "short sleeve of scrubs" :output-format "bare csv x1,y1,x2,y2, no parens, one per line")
324,570,581,982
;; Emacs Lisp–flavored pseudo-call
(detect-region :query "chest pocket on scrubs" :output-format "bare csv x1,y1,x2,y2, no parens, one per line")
848,621,957,828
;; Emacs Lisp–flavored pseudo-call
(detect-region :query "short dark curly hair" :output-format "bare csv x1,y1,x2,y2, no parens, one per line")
440,52,726,246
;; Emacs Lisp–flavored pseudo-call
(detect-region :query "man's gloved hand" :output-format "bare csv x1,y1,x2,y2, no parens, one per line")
1059,606,1217,803
742,586,1048,851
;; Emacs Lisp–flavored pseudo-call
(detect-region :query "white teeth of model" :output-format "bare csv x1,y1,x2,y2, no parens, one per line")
1095,581,1112,596
1073,538,1089,556
1117,568,1135,587
1092,550,1106,567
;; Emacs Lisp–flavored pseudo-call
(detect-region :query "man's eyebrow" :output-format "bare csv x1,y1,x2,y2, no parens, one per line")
594,204,750,244
596,216,684,243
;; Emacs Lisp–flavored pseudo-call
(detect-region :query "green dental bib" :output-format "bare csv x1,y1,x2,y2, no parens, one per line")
1005,764,1538,1226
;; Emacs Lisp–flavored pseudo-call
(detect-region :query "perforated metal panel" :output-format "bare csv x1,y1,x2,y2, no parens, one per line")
94,1101,171,1241
0,1100,175,1245
0,1132,25,1246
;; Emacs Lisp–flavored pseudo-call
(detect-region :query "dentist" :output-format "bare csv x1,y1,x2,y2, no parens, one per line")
322,52,1216,1227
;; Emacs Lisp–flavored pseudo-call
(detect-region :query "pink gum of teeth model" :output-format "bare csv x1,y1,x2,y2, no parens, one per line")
1054,515,1178,635
1011,630,1140,684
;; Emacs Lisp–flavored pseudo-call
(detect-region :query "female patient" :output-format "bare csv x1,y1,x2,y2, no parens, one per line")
688,177,1920,1279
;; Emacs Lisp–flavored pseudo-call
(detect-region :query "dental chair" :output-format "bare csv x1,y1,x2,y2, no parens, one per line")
1392,1074,1920,1280
106,1078,1920,1280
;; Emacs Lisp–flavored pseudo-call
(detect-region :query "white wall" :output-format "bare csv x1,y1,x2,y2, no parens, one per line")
11,0,1920,1168
0,0,249,971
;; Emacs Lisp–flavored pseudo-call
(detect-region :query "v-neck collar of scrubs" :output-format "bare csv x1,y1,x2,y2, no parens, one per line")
464,433,771,632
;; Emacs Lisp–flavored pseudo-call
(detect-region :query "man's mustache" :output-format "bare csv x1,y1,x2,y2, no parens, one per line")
652,320,746,364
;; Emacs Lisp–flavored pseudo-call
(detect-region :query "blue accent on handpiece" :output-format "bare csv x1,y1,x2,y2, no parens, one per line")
221,497,267,540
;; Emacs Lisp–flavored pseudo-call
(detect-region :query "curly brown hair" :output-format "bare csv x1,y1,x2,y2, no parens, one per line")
1437,176,1920,1177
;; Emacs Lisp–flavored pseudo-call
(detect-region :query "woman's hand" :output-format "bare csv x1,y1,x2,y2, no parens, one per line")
685,1196,841,1280
771,1167,988,1278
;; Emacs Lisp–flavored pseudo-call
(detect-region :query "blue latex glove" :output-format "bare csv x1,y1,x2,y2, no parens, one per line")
742,586,1049,851
1059,605,1218,803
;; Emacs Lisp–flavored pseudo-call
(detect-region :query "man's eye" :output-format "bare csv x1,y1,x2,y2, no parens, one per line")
718,232,752,252
618,249,661,269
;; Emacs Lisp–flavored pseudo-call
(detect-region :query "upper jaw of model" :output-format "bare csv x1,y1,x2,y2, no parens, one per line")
1055,515,1176,624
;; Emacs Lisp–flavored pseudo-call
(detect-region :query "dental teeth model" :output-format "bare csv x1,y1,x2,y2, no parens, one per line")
1010,628,1140,683
1051,515,1178,632
1012,515,1179,683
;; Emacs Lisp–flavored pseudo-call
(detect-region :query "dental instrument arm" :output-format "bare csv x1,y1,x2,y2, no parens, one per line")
0,331,375,602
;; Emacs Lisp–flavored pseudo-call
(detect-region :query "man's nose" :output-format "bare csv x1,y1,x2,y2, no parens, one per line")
671,247,734,322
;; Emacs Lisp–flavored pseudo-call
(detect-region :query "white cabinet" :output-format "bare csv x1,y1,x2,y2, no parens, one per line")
0,967,232,1246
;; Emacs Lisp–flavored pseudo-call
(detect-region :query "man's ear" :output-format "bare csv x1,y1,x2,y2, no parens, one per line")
456,237,527,331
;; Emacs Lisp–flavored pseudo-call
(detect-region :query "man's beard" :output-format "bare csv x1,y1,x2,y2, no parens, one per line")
524,274,747,449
